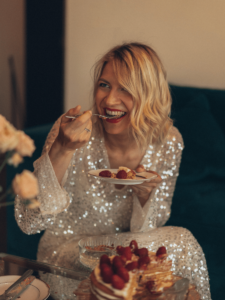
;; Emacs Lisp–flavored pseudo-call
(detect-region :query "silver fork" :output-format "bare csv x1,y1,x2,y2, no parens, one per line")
66,114,119,120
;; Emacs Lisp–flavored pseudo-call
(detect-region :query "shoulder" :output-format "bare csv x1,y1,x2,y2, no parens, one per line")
166,126,184,148
156,126,184,154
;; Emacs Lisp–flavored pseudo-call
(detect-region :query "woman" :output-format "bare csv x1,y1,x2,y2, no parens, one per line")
15,43,211,299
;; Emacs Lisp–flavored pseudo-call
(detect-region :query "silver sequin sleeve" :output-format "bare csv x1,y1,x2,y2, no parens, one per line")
15,117,72,234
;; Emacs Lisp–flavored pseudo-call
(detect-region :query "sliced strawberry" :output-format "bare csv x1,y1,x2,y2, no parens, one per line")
125,261,138,271
156,246,167,257
129,240,138,252
116,267,129,283
111,274,125,290
100,254,111,266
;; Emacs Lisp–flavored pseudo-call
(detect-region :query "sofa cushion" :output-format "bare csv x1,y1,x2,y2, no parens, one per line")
171,93,225,183
167,88,225,300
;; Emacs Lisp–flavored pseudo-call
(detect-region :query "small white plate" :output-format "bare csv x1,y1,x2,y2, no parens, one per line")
0,275,50,300
88,169,157,185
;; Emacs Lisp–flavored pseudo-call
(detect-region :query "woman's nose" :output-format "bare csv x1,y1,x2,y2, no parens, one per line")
104,89,121,106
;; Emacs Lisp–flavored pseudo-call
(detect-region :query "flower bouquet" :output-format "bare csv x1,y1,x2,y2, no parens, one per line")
0,114,40,209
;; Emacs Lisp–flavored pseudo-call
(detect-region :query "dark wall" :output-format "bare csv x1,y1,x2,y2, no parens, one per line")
25,0,65,128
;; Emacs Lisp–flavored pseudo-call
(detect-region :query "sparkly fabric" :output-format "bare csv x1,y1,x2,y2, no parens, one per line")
15,118,211,299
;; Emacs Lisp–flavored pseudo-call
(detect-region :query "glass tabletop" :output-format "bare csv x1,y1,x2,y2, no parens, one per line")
0,253,91,300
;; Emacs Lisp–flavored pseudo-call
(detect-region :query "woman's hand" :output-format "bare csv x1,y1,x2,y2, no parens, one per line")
49,105,92,183
55,105,92,154
131,165,162,207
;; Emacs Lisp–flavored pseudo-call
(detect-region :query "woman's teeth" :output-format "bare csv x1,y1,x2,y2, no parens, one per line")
105,109,126,117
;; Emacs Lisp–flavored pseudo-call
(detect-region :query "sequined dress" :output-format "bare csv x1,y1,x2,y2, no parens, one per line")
15,118,211,299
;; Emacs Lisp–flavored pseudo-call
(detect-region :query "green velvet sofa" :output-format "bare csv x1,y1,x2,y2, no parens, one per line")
6,85,225,299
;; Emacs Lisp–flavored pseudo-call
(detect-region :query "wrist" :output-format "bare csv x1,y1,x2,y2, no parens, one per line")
49,139,74,162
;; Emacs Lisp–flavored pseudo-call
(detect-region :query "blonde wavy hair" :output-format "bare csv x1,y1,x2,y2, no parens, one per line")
92,42,173,147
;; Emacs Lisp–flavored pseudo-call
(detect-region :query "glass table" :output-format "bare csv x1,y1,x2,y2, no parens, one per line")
0,253,91,300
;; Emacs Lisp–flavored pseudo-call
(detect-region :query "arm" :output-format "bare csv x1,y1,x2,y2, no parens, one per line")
15,106,92,234
130,128,184,232
15,117,70,234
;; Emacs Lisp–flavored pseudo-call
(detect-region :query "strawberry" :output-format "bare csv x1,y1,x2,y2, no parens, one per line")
113,256,123,265
156,246,166,257
129,240,138,252
116,170,127,179
137,248,148,257
116,267,129,283
120,255,127,264
123,247,132,260
116,246,125,255
99,170,112,177
134,248,139,256
112,256,124,273
138,256,150,268
111,275,125,290
100,264,113,284
125,261,138,271
100,254,111,266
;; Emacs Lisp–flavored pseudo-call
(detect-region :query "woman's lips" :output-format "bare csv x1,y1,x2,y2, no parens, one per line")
103,108,127,123
106,114,126,123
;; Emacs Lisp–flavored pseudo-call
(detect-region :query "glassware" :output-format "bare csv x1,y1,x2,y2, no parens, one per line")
78,235,120,270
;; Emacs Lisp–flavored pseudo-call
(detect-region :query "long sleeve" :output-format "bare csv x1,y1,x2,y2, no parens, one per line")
130,127,184,232
15,117,72,234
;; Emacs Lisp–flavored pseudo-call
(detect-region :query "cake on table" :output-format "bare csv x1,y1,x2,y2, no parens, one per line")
89,240,200,300
74,239,200,300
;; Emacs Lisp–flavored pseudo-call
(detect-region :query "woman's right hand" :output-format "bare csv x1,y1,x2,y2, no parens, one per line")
55,105,92,154
49,105,92,183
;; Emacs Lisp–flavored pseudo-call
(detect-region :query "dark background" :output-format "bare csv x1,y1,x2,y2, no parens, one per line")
25,0,64,128
0,0,64,253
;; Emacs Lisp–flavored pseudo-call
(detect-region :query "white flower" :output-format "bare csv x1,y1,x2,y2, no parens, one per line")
8,153,23,167
0,115,19,153
15,131,35,157
12,170,39,199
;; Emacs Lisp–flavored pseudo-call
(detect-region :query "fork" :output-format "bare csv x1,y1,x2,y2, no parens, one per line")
66,114,118,120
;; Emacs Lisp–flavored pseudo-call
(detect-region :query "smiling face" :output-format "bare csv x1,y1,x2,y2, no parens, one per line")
95,61,133,136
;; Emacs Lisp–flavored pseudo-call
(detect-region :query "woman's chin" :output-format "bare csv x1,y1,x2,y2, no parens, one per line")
103,125,130,136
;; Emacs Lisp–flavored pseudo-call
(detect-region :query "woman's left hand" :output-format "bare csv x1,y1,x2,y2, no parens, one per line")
131,165,162,207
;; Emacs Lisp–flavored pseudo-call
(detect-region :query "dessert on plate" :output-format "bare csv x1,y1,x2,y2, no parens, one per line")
99,167,136,180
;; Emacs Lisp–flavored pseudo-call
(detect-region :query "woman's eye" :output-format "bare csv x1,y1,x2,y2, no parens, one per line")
99,82,109,88
121,87,128,92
